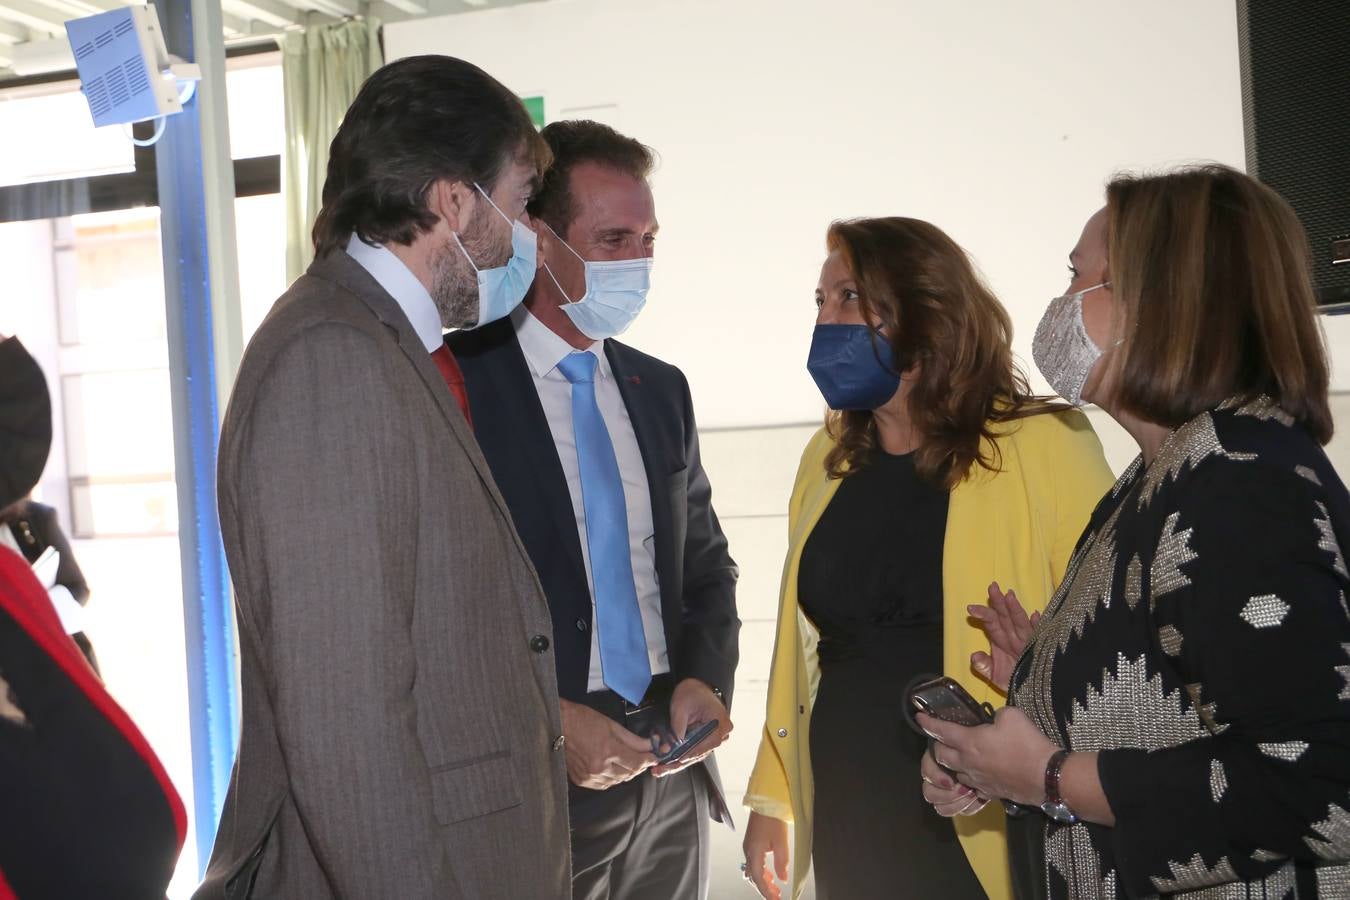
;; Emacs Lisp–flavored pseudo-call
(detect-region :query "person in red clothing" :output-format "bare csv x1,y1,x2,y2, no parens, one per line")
0,334,185,898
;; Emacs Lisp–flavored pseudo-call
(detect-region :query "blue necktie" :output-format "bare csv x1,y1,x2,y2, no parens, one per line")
556,351,652,706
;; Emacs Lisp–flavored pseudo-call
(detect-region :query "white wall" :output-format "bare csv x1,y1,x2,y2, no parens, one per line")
385,0,1278,430
388,4,1350,894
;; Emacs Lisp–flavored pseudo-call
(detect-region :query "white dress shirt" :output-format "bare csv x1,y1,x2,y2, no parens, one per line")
345,234,444,352
511,305,670,691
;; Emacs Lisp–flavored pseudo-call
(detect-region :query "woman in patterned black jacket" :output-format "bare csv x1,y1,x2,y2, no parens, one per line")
916,164,1350,898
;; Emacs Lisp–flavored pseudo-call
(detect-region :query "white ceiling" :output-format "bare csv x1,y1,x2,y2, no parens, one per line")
0,0,545,76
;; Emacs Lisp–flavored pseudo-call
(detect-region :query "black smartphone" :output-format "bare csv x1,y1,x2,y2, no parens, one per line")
655,719,719,765
904,675,995,731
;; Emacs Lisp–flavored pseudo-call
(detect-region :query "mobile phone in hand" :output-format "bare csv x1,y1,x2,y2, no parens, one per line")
904,675,995,730
655,719,719,766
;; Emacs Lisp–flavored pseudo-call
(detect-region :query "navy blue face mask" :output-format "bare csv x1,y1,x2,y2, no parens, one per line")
806,324,902,411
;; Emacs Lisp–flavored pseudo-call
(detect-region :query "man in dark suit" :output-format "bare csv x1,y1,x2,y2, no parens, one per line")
195,57,571,899
449,120,740,899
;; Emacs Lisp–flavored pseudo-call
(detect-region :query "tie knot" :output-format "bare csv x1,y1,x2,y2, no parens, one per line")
557,351,599,385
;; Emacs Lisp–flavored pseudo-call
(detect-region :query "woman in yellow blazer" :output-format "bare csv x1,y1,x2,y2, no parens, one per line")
741,217,1113,900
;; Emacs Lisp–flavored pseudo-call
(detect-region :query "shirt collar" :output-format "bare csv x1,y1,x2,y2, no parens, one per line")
345,234,444,353
511,304,611,380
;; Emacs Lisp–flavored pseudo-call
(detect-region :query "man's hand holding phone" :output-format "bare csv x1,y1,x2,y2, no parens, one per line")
560,699,657,790
651,677,732,778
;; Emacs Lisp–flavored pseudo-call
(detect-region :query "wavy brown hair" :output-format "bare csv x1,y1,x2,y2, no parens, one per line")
1103,164,1332,443
824,217,1061,489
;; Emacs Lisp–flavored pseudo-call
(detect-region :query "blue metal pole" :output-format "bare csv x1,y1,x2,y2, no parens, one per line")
153,0,242,872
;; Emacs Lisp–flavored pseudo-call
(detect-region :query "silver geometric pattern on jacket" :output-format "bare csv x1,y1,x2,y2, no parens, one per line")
1165,862,1296,899
1315,501,1350,579
1015,489,1126,740
1151,511,1198,611
1012,406,1275,896
1065,652,1206,753
1209,760,1227,804
1137,412,1255,511
1338,643,1350,701
1239,594,1291,629
1150,853,1238,894
1046,824,1118,899
1306,801,1350,861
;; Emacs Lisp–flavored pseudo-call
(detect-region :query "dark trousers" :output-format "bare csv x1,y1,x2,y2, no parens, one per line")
569,680,713,900
570,767,710,900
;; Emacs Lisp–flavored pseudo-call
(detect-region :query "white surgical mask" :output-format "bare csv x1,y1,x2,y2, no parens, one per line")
1031,282,1110,406
453,183,537,329
541,223,653,340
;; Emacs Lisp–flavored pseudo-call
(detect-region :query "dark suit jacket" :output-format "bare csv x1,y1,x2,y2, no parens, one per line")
196,253,570,899
448,317,740,820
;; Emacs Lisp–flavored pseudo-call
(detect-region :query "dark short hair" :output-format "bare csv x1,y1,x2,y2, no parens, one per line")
1104,164,1332,443
311,55,550,258
527,120,655,238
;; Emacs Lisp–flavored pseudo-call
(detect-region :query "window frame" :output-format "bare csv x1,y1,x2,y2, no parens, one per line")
0,43,280,224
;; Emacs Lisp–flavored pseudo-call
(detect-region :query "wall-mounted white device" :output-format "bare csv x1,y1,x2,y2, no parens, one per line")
65,4,201,128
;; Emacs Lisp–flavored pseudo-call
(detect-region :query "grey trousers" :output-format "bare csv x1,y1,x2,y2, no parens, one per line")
570,768,712,900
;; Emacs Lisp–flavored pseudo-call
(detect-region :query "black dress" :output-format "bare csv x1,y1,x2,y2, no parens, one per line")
798,450,986,900
1008,398,1350,897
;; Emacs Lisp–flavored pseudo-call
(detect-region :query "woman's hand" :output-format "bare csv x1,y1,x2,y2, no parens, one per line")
969,581,1039,692
920,743,988,817
916,707,1057,807
742,811,789,899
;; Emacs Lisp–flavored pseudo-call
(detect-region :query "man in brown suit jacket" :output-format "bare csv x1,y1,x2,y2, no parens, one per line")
194,55,570,899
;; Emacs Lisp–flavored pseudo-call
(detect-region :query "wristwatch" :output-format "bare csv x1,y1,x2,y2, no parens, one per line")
1040,749,1079,825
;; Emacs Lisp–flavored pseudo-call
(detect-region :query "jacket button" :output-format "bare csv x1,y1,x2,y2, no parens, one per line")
530,634,551,653
552,735,566,752
576,618,588,633
777,728,788,738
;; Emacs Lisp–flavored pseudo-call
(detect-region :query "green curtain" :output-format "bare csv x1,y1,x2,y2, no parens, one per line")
280,19,383,283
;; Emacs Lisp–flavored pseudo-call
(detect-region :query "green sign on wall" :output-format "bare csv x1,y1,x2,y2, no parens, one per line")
521,95,545,129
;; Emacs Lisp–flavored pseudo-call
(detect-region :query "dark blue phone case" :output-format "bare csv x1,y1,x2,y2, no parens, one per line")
656,718,719,765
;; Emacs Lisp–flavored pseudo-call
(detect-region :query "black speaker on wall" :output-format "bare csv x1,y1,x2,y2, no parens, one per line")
1237,0,1350,309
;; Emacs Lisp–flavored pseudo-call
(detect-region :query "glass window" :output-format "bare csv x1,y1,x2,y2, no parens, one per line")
0,82,136,188
225,53,284,160
236,192,286,340
54,207,167,346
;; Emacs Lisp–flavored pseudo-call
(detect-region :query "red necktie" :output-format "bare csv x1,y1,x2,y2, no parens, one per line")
430,345,473,429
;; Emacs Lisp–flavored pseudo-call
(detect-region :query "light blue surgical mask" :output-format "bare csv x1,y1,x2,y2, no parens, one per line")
453,183,537,329
542,222,653,340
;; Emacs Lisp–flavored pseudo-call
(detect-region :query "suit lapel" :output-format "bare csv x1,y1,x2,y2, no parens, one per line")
493,332,590,586
304,254,540,570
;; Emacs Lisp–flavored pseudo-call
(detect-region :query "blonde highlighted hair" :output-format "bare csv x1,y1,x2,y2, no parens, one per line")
1104,163,1332,443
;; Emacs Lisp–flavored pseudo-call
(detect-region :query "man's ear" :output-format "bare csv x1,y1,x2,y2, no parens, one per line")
428,179,476,234
532,214,557,269
520,212,548,271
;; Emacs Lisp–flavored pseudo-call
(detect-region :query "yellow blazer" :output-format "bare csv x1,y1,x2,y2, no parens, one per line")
743,409,1113,900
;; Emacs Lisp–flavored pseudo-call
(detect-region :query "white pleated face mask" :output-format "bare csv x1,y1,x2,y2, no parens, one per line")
541,222,653,340
1031,282,1110,406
